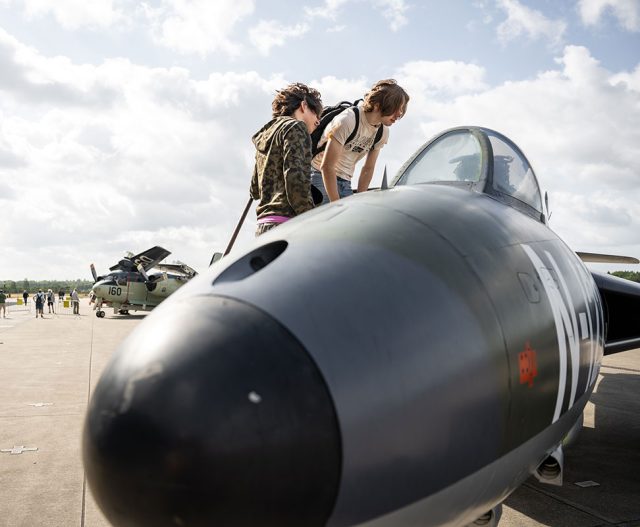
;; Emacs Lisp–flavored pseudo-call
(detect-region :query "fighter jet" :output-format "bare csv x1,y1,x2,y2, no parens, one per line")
83,127,640,527
89,245,197,317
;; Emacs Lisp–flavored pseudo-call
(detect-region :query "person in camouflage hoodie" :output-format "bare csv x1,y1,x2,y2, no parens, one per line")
250,83,323,236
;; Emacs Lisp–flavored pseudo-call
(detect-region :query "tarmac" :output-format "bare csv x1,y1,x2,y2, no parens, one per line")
0,298,639,527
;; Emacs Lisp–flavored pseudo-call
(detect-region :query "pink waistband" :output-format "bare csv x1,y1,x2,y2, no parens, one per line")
257,215,290,224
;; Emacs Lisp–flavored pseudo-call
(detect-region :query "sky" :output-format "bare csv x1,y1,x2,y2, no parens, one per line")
0,0,639,280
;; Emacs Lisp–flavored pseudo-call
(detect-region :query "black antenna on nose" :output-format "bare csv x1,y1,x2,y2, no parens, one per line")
380,165,388,190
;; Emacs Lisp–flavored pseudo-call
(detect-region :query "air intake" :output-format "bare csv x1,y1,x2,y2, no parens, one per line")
213,240,288,285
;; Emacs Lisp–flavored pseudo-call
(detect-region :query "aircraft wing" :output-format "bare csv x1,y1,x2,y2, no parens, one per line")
110,246,171,272
592,271,640,354
155,262,198,278
578,252,639,264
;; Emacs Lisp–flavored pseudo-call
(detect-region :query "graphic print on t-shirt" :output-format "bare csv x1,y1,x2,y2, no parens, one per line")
345,134,375,153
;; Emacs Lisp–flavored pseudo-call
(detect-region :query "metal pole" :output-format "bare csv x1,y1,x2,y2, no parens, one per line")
212,197,253,265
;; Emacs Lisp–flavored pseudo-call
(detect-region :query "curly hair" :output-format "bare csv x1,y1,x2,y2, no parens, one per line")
272,83,323,118
362,79,409,117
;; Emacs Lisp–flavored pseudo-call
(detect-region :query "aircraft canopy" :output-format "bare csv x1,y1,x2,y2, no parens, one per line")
393,127,545,222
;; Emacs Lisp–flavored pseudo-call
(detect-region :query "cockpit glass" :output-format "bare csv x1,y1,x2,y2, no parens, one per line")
397,131,482,185
488,133,542,212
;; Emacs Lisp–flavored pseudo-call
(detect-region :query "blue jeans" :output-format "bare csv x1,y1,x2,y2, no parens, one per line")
311,169,353,205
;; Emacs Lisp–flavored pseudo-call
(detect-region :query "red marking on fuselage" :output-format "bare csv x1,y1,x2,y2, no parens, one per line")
519,341,538,388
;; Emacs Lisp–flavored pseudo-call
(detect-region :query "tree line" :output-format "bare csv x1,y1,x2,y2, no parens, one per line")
1,272,637,295
1,279,94,294
610,271,640,283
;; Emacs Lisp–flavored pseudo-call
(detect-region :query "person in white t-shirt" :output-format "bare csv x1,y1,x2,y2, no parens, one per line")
311,79,409,203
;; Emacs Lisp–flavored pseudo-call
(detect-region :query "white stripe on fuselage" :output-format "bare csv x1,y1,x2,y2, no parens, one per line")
546,252,580,410
567,256,600,387
522,245,595,424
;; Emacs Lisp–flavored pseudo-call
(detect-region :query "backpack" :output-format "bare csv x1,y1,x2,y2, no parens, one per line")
310,99,384,157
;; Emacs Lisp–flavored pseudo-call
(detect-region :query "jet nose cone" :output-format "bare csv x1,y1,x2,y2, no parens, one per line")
83,295,340,527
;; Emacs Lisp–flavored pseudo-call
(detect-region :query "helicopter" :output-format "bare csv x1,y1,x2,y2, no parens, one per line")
89,246,197,318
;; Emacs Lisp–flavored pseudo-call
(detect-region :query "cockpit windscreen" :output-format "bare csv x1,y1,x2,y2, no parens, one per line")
488,132,542,213
396,131,482,186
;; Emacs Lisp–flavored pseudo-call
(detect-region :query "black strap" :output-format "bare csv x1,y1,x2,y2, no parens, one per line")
372,122,384,150
344,107,360,146
345,106,384,152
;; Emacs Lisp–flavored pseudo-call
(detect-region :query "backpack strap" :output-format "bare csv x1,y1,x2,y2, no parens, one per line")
371,123,384,151
344,106,360,147
345,103,384,152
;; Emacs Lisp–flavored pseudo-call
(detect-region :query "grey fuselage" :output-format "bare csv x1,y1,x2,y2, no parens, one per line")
83,128,605,527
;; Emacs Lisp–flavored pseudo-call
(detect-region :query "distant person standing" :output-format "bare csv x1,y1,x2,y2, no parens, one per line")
46,289,55,313
23,290,28,306
71,289,80,315
0,290,6,318
58,289,65,302
34,289,45,318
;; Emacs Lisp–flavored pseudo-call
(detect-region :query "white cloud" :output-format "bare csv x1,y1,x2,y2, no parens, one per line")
396,60,488,98
0,28,119,106
387,46,640,256
145,0,255,56
14,0,128,29
305,0,408,31
375,0,409,31
249,20,310,56
1,16,639,280
496,0,567,48
309,75,370,105
304,0,350,20
578,0,640,31
611,64,640,91
0,27,291,277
